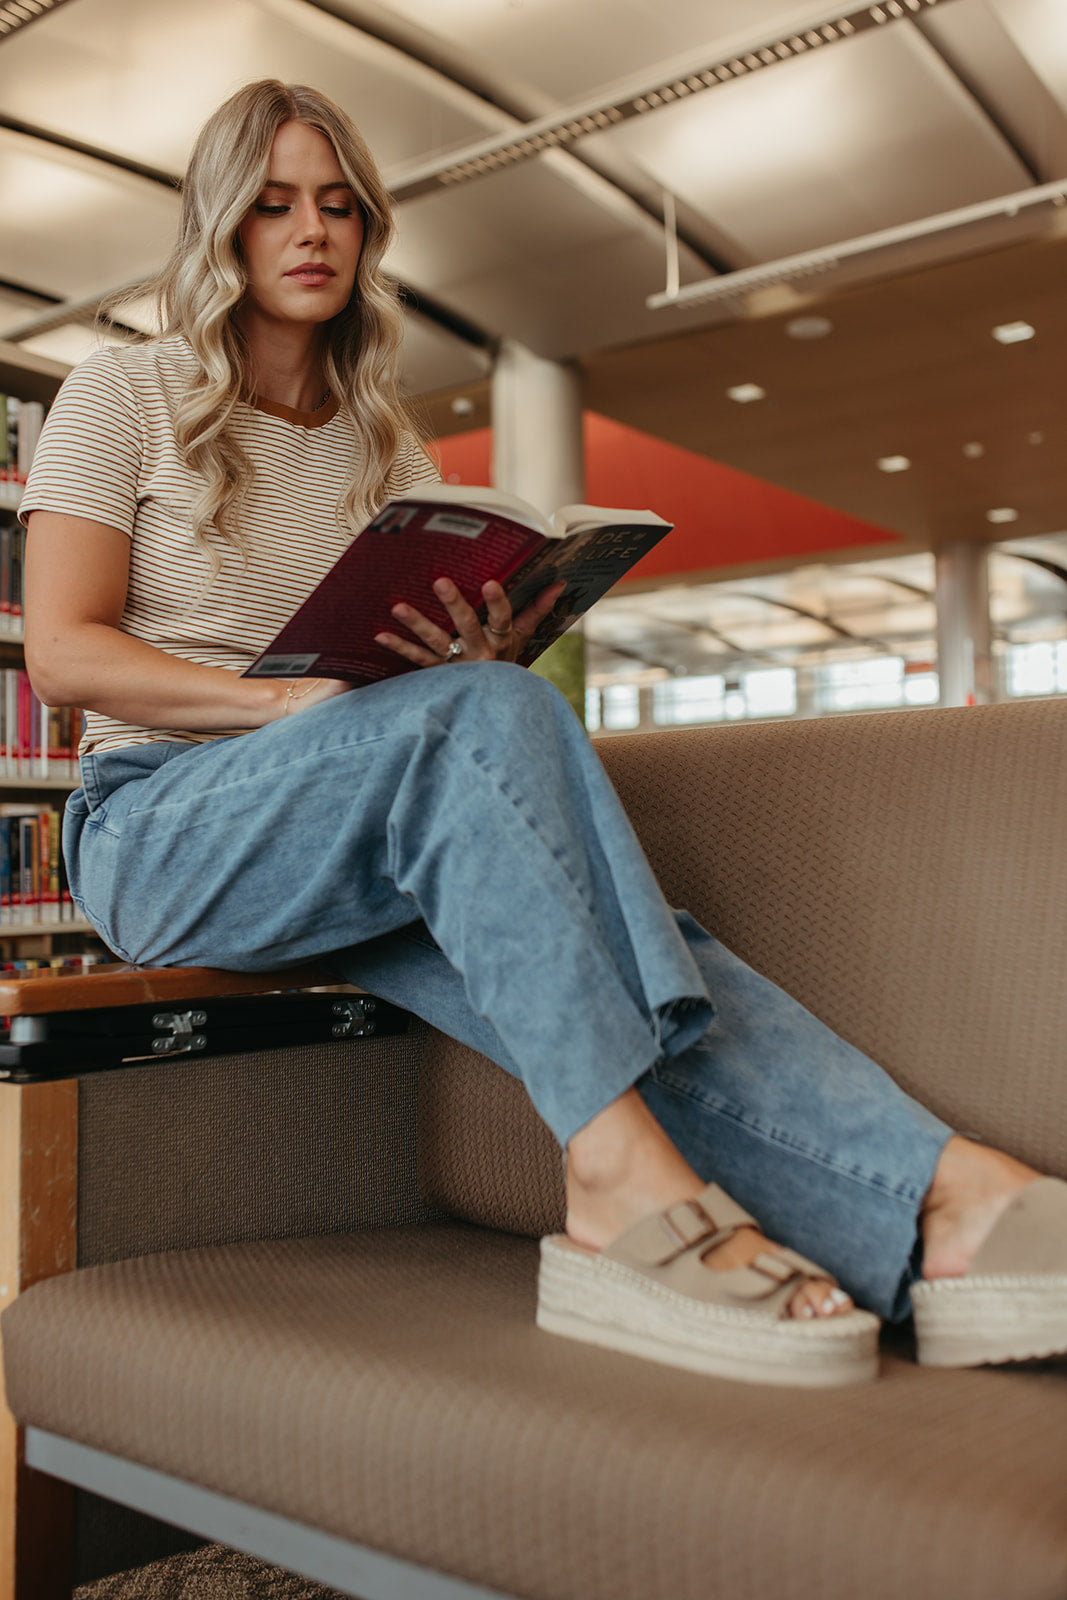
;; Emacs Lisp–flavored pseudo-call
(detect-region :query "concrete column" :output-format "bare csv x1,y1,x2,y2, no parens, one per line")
491,341,587,720
935,542,994,707
491,340,584,514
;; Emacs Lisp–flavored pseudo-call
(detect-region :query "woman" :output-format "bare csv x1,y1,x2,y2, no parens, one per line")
21,80,1067,1387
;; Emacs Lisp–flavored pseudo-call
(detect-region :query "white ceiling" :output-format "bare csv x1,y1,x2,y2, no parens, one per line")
3,0,1067,390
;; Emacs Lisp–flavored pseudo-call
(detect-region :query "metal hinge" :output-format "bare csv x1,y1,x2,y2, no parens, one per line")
150,1010,208,1055
330,998,378,1038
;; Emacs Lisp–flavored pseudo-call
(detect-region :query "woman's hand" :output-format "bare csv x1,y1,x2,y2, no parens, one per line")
374,577,566,668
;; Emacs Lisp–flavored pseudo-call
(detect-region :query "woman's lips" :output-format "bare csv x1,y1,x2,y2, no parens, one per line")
285,266,336,285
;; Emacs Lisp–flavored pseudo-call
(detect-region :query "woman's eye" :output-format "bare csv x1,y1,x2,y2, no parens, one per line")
255,203,289,215
322,205,353,217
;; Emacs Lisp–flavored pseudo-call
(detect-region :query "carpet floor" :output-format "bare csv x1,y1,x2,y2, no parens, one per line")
75,1545,350,1599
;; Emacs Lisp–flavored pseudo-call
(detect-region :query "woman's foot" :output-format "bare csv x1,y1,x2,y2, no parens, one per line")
920,1135,1041,1280
566,1088,853,1323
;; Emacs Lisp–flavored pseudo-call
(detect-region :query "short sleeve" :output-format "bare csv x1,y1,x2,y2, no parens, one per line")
385,432,442,499
20,349,142,538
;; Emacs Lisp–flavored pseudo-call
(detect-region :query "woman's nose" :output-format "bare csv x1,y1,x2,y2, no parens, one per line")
295,201,326,245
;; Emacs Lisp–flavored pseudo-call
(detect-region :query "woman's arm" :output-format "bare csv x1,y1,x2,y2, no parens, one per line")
24,512,343,727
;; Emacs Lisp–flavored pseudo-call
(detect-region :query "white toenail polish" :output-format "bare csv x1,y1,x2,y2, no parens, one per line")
821,1296,836,1315
829,1288,850,1307
801,1303,815,1319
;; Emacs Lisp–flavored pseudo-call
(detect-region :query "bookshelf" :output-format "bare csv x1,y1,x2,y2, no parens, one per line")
0,342,105,959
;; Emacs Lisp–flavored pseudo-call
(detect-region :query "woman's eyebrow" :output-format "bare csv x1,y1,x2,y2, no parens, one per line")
261,179,355,194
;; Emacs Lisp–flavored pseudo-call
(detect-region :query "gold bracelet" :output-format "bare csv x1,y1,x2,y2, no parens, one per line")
284,678,321,714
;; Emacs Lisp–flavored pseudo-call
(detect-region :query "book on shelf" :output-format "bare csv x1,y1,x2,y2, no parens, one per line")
0,394,44,486
0,803,73,926
0,669,79,779
244,483,672,686
0,514,25,636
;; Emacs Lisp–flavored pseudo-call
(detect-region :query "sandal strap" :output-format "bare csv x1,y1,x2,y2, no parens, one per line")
606,1183,757,1269
604,1185,840,1318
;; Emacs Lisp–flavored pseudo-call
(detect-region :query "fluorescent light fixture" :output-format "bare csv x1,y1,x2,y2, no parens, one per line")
877,455,911,472
727,383,766,403
992,321,1035,344
986,508,1019,523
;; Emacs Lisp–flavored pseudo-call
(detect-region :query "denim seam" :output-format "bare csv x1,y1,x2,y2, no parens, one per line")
654,1073,925,1207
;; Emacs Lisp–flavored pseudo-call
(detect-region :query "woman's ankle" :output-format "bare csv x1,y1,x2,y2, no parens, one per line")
920,1136,1039,1279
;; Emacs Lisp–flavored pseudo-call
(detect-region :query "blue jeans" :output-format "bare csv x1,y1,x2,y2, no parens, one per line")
64,663,950,1319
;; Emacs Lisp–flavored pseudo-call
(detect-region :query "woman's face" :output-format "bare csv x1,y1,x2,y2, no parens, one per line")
237,119,364,331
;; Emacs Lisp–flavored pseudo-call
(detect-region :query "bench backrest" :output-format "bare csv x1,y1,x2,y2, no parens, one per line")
420,698,1067,1233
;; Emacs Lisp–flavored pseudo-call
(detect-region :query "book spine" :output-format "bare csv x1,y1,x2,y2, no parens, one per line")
11,523,24,634
9,816,21,923
19,816,37,924
0,522,11,636
0,820,10,927
41,810,60,924
3,398,17,485
17,401,43,481
59,841,73,924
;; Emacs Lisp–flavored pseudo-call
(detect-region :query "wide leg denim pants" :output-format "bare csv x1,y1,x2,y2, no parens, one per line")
64,662,950,1320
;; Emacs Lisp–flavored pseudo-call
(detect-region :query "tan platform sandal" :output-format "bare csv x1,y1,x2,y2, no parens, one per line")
913,1176,1067,1367
537,1182,881,1387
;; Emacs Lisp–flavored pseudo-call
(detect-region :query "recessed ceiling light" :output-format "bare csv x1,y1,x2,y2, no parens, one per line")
1028,430,1045,445
962,441,985,459
992,321,1035,344
986,507,1019,523
785,316,833,340
726,383,766,403
877,455,911,473
450,396,475,416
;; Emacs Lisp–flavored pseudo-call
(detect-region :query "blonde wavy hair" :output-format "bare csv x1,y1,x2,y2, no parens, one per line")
109,80,421,574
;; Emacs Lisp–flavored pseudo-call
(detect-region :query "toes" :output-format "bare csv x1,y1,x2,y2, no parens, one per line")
792,1283,853,1320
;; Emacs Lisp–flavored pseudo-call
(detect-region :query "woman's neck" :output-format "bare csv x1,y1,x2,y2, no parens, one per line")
239,311,329,412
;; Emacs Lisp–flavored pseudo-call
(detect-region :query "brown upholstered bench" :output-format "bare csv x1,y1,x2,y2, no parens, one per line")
3,701,1067,1600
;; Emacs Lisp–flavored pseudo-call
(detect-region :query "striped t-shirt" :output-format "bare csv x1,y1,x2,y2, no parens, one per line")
21,336,440,755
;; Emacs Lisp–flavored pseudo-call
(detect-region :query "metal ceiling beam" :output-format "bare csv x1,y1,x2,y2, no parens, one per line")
648,174,1067,311
910,16,1045,186
294,0,733,273
0,113,179,189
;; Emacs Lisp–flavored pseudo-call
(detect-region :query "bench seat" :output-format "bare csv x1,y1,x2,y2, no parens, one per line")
6,1223,1067,1600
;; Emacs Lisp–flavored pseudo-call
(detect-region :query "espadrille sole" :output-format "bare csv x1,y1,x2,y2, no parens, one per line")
912,1274,1067,1367
537,1235,880,1387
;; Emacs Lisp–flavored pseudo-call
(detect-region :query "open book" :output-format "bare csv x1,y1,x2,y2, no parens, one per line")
244,483,671,685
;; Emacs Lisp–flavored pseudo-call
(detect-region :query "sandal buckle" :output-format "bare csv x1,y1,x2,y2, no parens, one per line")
659,1199,720,1253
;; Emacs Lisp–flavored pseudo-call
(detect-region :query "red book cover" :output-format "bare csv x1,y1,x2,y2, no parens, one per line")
243,487,670,687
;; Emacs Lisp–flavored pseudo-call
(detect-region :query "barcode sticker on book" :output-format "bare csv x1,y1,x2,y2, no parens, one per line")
424,512,489,538
246,653,321,676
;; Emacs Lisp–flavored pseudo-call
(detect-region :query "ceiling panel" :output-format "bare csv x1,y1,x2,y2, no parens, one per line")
0,0,503,173
588,23,1031,262
991,0,1067,116
0,130,179,301
378,0,813,105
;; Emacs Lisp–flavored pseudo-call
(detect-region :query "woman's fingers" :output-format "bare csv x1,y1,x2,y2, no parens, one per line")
375,577,568,668
511,581,567,652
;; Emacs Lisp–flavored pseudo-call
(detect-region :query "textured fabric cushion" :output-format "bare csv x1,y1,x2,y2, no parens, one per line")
421,700,1067,1231
419,1029,565,1236
78,1029,431,1267
5,1226,1067,1600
